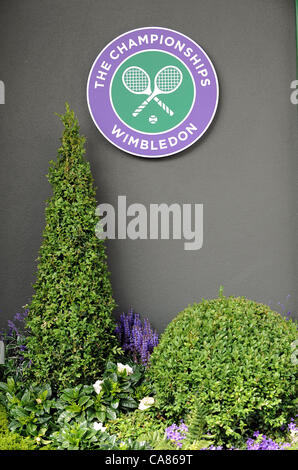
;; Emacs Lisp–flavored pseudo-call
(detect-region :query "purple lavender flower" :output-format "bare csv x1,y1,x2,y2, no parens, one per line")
166,421,189,448
1,309,29,379
246,432,291,450
288,418,297,433
115,308,159,367
6,310,29,338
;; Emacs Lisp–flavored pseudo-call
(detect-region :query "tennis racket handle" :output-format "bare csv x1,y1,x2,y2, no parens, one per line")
153,97,174,116
132,98,151,117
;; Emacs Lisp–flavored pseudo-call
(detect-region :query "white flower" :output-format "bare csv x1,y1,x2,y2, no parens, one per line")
93,379,104,394
117,362,133,376
138,396,155,410
93,422,106,432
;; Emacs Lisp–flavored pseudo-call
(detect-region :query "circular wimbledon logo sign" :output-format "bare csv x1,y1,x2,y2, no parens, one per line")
87,27,219,158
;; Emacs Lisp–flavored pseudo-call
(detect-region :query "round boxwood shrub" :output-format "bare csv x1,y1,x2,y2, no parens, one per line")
147,293,297,446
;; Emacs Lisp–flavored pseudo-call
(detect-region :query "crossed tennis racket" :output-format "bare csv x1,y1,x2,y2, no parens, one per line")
122,65,183,117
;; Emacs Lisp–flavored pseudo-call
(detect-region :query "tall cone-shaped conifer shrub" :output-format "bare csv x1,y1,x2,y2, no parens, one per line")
24,105,119,390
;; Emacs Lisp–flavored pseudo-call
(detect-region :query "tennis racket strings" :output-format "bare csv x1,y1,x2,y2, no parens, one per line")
156,66,182,93
122,67,149,93
122,65,183,117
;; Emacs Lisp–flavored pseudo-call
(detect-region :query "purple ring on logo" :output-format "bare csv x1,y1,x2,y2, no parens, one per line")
87,27,219,158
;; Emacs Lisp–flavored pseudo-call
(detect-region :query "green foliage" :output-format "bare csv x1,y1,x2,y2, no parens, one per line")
0,312,30,383
0,404,37,450
0,337,30,383
186,399,208,443
107,410,213,450
148,294,298,446
0,362,148,449
131,374,155,401
50,418,115,450
24,104,120,391
0,431,37,450
1,393,148,450
181,439,214,450
51,417,149,450
107,408,166,445
118,438,149,450
0,404,8,434
55,361,143,427
0,378,55,444
288,441,298,450
150,431,176,450
0,311,30,384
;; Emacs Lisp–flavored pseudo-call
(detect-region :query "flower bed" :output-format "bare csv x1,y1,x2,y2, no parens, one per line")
0,307,297,451
0,106,297,451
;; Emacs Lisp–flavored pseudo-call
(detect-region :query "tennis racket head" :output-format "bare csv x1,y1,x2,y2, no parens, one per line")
155,65,183,94
122,66,151,94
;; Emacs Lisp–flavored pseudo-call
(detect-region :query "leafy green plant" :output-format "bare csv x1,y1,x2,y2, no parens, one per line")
148,293,298,446
0,405,37,450
107,408,166,443
107,410,213,450
0,429,37,450
118,438,149,450
0,378,55,444
149,430,176,450
51,416,148,450
186,398,209,443
181,438,215,450
24,104,120,391
0,404,9,434
93,361,142,419
56,361,143,427
50,417,116,450
0,361,146,448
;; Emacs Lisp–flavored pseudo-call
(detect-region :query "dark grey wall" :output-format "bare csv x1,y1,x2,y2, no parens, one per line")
0,0,297,331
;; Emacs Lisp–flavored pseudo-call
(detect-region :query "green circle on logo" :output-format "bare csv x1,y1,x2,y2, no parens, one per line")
110,51,195,134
